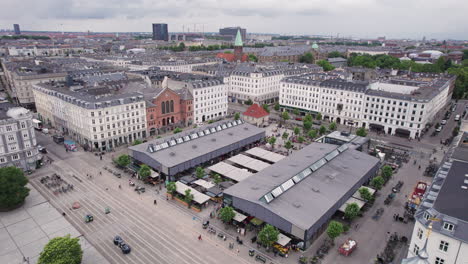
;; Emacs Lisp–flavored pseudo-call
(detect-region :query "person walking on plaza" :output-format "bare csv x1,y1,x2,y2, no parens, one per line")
198,235,202,241
154,199,157,205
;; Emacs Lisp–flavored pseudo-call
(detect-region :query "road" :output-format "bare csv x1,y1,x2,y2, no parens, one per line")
31,133,255,264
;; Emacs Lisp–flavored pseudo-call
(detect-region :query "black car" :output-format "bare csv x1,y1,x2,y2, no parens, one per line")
113,236,123,246
120,243,131,254
202,220,209,229
38,146,48,154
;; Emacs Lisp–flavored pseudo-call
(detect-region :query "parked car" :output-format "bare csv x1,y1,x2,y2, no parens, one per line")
454,115,460,121
38,145,48,154
441,120,447,125
113,171,121,178
53,135,64,144
435,126,442,132
120,243,131,254
113,236,123,246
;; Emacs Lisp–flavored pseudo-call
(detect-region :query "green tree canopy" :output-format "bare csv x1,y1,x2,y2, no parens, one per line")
317,60,335,71
329,122,337,131
268,136,277,147
245,99,253,105
138,165,152,180
166,181,176,194
356,127,368,137
38,235,83,264
304,114,313,122
284,141,293,150
308,129,317,139
381,165,393,181
298,136,305,143
282,132,289,140
262,104,270,113
132,139,143,146
0,167,29,210
219,206,236,223
258,224,280,247
212,174,222,185
293,109,300,116
299,52,314,64
173,127,182,134
319,125,327,135
316,113,322,120
184,189,194,205
234,112,240,120
344,203,360,220
358,187,373,202
328,51,345,58
248,54,258,62
326,221,344,241
371,176,385,190
114,154,131,168
195,166,205,179
274,103,280,111
282,111,290,121
294,126,301,135
303,121,312,131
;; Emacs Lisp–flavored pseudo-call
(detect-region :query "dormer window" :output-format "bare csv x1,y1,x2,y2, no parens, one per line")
443,222,454,231
423,212,430,221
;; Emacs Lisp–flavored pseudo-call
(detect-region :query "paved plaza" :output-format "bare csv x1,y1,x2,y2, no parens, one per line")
0,184,108,264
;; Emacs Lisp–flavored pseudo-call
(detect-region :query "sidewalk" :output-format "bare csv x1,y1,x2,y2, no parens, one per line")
0,184,109,264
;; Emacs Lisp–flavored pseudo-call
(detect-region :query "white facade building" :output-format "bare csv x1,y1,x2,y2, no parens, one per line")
32,83,147,151
280,73,455,138
0,103,40,171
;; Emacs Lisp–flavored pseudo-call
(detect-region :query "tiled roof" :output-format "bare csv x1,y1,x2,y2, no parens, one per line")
243,104,269,118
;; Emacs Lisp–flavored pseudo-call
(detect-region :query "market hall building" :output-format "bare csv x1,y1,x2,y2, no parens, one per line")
129,119,265,180
223,142,380,249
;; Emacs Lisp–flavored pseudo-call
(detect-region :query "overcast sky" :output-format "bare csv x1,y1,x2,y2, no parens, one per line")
1,0,467,40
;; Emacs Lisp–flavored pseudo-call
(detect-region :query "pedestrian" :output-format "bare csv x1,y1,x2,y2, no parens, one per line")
100,155,103,161
154,199,157,205
198,235,202,240
99,171,102,175
166,196,169,201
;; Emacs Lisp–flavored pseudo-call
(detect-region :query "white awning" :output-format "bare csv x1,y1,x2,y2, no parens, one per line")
208,162,253,182
233,210,247,222
32,119,42,124
245,147,285,163
150,171,160,178
175,181,211,204
276,233,291,246
338,197,366,213
193,179,215,189
228,154,270,172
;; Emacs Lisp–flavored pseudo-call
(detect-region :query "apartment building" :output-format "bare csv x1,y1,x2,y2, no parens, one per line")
0,103,40,171
280,73,455,138
32,82,147,151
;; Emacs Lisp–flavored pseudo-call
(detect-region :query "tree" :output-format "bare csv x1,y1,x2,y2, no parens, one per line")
284,141,293,150
281,111,290,122
298,136,305,143
293,109,300,116
308,129,317,139
173,127,182,134
282,132,289,140
326,221,343,241
166,181,176,195
248,54,258,62
184,189,194,206
258,224,280,247
114,154,131,168
371,176,385,190
381,165,393,181
299,52,314,64
38,235,82,264
356,127,368,137
234,112,240,120
304,114,313,122
0,167,29,210
344,203,360,221
329,122,337,131
319,125,327,135
262,104,270,113
179,42,186,50
274,103,280,111
359,187,373,202
195,166,205,179
268,136,277,148
219,206,236,223
328,51,344,58
317,60,335,71
132,139,143,146
213,174,222,185
138,165,152,180
245,99,253,105
303,121,312,131
316,113,322,120
294,126,301,135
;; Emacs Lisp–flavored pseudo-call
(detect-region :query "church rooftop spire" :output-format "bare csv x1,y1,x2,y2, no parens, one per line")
234,29,243,47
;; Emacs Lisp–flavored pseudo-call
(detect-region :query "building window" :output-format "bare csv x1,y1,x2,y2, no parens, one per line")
439,241,449,252
423,212,430,221
435,257,445,264
417,228,423,239
413,244,419,255
170,100,174,112
12,154,19,160
162,102,166,114
7,135,15,142
6,126,12,131
26,151,32,157
91,112,95,117
443,223,454,231
0,157,5,163
21,122,26,129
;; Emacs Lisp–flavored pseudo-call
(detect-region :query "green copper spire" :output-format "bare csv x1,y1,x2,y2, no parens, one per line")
234,29,243,47
311,42,319,49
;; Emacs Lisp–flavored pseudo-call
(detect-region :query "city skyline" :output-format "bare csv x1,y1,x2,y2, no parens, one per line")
0,0,467,40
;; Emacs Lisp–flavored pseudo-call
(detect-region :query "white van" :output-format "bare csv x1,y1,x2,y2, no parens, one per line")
454,115,460,121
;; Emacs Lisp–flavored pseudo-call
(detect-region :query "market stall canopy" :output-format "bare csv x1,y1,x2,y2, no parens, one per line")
276,233,292,246
193,179,215,189
227,154,270,172
150,171,160,178
208,162,252,182
233,210,247,222
338,197,366,213
245,147,285,163
175,181,211,204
